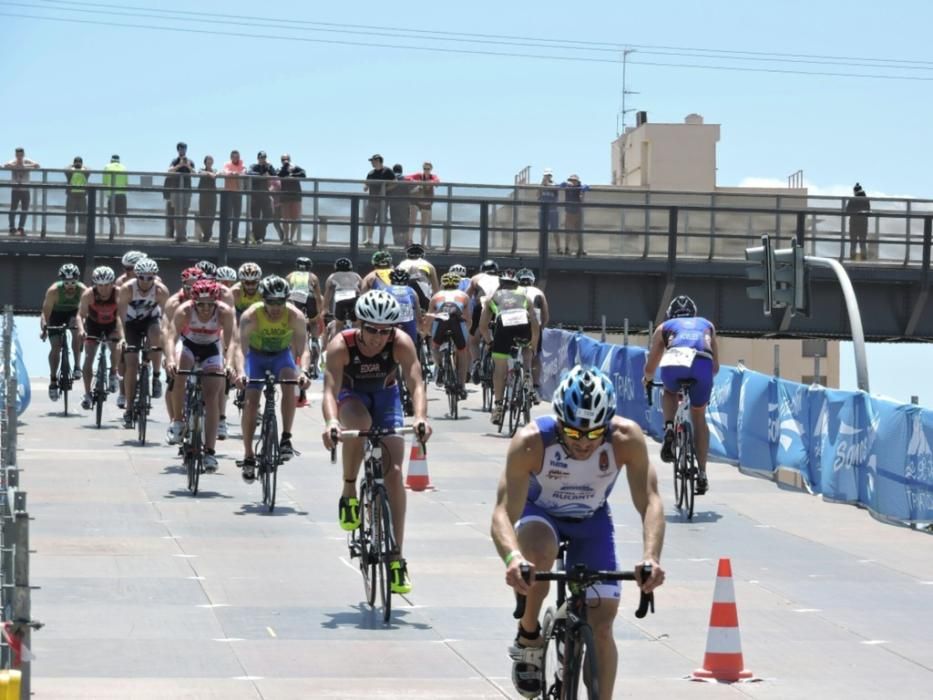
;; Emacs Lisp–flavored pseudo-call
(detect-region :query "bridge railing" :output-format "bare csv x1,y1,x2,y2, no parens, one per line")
0,307,36,697
1,172,930,269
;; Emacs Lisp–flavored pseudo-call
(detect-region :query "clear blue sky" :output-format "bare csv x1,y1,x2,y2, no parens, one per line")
3,0,931,403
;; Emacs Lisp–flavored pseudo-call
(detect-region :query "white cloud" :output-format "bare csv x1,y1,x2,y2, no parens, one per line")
737,177,918,200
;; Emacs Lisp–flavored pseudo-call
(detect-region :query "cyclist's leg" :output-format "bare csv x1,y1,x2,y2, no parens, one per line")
81,336,98,396
68,315,82,369
450,319,470,388
429,319,443,377
513,505,560,634
241,352,265,460
274,350,299,436
373,386,406,552
48,331,63,380
123,322,142,411
687,358,715,489
165,338,182,423
171,345,196,422
658,365,684,461
337,393,372,500
200,349,225,452
146,318,164,392
491,321,511,403
566,507,621,697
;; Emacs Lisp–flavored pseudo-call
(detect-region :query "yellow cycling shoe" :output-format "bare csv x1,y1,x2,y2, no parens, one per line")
390,559,412,595
338,496,361,531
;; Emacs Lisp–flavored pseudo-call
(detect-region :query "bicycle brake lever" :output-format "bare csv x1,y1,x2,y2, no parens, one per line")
635,563,655,618
513,563,531,619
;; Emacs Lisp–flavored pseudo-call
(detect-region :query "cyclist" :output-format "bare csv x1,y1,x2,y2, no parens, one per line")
491,365,666,699
233,276,311,481
215,266,238,289
232,262,263,319
164,280,236,471
162,267,205,426
468,259,500,382
360,249,394,291
76,266,124,410
479,269,539,425
285,256,325,392
642,294,719,495
116,258,170,428
320,290,432,595
517,268,549,404
323,257,362,340
195,259,235,308
396,243,438,312
427,272,470,396
39,263,85,401
448,263,470,293
382,267,422,415
115,250,147,287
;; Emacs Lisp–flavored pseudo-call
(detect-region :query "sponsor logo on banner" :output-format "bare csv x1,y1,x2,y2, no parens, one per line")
906,412,933,516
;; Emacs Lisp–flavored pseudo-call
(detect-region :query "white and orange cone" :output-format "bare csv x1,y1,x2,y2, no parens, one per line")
692,558,754,682
405,441,432,491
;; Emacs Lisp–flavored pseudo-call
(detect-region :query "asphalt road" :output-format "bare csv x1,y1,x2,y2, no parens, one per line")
17,376,933,699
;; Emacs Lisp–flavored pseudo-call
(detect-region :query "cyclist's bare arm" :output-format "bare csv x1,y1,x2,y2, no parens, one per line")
710,326,720,374
643,324,666,377
321,336,349,429
116,284,132,324
40,285,56,331
612,417,665,591
539,294,550,329
479,303,494,344
322,277,335,313
234,307,257,377
528,306,540,348
75,288,93,338
491,424,543,592
155,282,171,311
428,265,440,294
394,331,428,424
312,274,324,315
286,302,310,370
219,303,235,361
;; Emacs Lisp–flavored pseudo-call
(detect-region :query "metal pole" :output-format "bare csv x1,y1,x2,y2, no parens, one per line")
13,491,30,697
805,255,870,392
600,315,607,343
623,318,629,346
814,355,820,385
911,395,919,405
773,343,780,378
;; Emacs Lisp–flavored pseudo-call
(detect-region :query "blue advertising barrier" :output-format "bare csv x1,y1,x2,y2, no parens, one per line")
541,328,933,527
0,321,31,417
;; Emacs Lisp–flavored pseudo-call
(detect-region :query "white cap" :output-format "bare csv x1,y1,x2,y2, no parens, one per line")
543,168,553,176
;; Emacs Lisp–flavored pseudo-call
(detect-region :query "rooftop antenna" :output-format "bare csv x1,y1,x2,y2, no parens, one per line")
616,48,639,136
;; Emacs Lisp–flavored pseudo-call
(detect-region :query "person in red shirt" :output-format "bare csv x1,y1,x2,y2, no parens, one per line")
221,150,246,242
407,161,440,249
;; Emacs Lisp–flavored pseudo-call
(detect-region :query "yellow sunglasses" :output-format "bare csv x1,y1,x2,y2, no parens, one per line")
560,425,608,441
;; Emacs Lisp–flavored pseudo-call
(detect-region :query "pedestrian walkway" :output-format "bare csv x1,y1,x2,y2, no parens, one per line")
19,381,933,698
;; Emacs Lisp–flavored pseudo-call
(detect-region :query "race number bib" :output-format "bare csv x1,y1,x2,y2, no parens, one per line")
289,290,309,305
397,302,414,323
335,289,357,303
433,312,450,322
499,308,527,328
659,346,697,368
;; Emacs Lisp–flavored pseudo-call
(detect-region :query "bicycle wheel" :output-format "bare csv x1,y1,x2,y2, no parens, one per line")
137,365,150,446
187,411,202,495
683,423,696,520
564,622,600,700
541,607,565,699
508,371,523,437
94,389,104,428
60,347,71,416
356,479,377,607
261,411,280,512
373,485,395,623
673,428,686,510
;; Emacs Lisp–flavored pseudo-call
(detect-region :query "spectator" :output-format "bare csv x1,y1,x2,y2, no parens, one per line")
846,182,871,261
3,147,39,237
560,174,591,256
388,163,413,247
269,174,285,242
167,141,195,242
64,156,89,237
278,153,306,245
248,150,276,244
363,154,395,247
537,168,560,252
221,149,246,242
196,155,218,242
102,154,128,239
407,161,439,248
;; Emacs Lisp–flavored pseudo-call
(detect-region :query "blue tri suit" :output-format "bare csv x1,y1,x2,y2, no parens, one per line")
516,416,622,600
658,316,715,407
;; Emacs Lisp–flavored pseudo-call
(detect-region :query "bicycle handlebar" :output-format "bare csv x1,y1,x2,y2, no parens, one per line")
329,424,427,464
512,563,655,620
246,377,300,384
176,369,228,377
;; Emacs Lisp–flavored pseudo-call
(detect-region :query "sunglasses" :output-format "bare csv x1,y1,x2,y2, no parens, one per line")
362,324,392,336
265,299,286,306
560,425,607,441
137,275,155,282
195,301,215,308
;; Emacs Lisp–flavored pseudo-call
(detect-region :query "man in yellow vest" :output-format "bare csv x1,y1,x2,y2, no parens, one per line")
102,154,129,239
65,156,90,236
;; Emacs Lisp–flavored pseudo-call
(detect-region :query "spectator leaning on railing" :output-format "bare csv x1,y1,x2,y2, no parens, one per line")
278,153,306,245
65,156,90,237
389,163,413,247
363,153,395,247
407,161,439,249
537,168,560,252
221,150,246,242
196,156,218,242
167,141,195,242
846,182,871,261
3,147,40,237
560,173,590,256
102,154,128,238
248,150,277,244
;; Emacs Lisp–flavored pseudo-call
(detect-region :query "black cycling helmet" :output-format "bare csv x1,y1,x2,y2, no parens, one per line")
295,257,312,271
389,268,410,285
666,295,697,319
371,250,393,267
406,243,425,259
335,257,353,272
58,263,81,281
195,260,217,279
480,259,499,274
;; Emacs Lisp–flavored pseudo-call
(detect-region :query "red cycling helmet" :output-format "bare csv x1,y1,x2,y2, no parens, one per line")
181,267,203,285
191,279,221,302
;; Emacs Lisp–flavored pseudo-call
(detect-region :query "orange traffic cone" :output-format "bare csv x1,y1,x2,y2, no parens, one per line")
405,442,432,491
692,558,754,682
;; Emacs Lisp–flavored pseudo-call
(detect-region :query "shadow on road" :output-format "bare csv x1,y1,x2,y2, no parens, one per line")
320,604,432,631
234,503,310,517
665,509,723,524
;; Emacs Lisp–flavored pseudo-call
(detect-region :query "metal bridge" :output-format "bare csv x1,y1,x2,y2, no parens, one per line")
2,172,932,339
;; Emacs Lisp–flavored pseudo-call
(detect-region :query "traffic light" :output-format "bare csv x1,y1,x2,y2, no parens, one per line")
745,234,774,316
774,240,810,317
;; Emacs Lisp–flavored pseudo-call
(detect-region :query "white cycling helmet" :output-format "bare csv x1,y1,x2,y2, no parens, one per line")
121,250,146,268
259,275,290,301
216,266,237,283
238,262,262,282
449,264,468,277
553,365,616,430
355,290,401,325
91,266,116,285
134,258,159,275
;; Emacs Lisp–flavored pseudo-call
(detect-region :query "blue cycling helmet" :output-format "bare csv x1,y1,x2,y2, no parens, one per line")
553,365,616,430
666,295,697,319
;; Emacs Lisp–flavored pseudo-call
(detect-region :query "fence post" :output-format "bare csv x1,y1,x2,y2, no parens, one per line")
623,318,629,346
479,202,489,264
84,188,97,279
349,196,360,265
217,191,229,267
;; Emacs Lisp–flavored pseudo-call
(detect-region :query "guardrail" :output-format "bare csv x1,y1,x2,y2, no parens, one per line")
1,172,931,271
0,307,38,698
541,327,933,530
